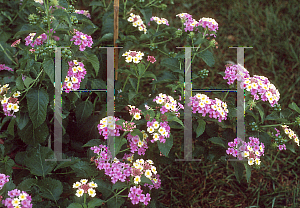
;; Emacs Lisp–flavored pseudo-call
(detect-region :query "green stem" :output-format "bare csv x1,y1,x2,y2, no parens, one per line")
191,28,208,64
119,148,130,153
136,77,140,94
144,0,156,7
156,48,168,56
142,37,174,47
222,91,230,102
123,0,127,19
260,123,294,128
269,150,280,172
122,75,130,92
0,43,17,65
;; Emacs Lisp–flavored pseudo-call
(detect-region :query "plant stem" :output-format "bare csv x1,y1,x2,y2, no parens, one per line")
84,193,86,205
269,150,280,172
0,44,17,65
222,91,230,102
260,123,294,128
122,75,130,92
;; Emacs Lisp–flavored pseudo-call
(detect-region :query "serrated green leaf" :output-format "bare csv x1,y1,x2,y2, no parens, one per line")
161,58,180,72
129,77,137,89
139,8,152,24
16,76,25,90
67,203,83,208
196,119,206,137
26,88,49,129
88,198,105,208
70,160,98,178
138,63,146,77
128,90,136,101
75,100,93,122
140,175,153,185
198,49,215,67
53,157,81,171
24,77,34,88
157,134,173,157
85,54,99,77
111,137,127,159
17,178,38,191
166,113,184,128
99,33,113,42
24,146,57,177
38,177,63,201
208,137,226,148
18,121,49,146
94,179,112,200
43,58,54,83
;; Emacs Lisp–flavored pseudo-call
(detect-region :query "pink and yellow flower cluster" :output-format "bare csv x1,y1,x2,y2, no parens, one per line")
127,13,147,34
62,60,87,93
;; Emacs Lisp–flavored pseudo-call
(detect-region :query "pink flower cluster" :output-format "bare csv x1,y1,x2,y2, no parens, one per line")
0,174,10,190
2,189,32,208
70,31,93,51
97,116,123,140
0,64,13,72
11,39,20,47
226,137,265,166
127,13,147,34
188,93,228,122
153,93,184,116
122,121,136,132
176,13,218,37
75,10,91,19
224,64,280,107
149,16,169,26
223,63,250,85
24,29,59,48
62,60,87,93
147,56,156,63
146,118,171,143
126,132,149,155
91,145,131,184
128,186,151,206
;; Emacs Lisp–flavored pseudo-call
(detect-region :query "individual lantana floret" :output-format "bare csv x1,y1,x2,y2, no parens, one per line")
127,13,147,34
62,60,87,93
226,137,265,166
73,179,98,198
1,189,32,208
70,30,93,51
188,93,228,122
122,50,144,64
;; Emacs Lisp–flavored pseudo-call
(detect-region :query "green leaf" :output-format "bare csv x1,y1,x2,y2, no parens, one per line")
26,88,49,129
198,49,215,67
89,1,104,6
53,157,81,171
286,143,296,153
288,102,300,114
62,60,69,83
139,7,152,24
138,63,146,77
38,177,63,201
141,71,157,80
131,129,144,141
112,181,127,192
82,139,103,148
128,90,136,101
196,118,206,137
194,36,205,45
208,137,226,148
85,54,99,77
232,161,244,183
17,178,38,191
157,134,173,157
88,198,105,208
43,58,54,83
16,75,25,90
115,119,125,126
75,100,93,122
140,175,153,185
94,179,112,200
166,113,184,128
18,121,49,146
99,33,113,43
70,160,98,178
265,112,280,121
24,77,34,88
0,158,15,175
52,8,71,27
24,146,57,177
244,163,251,183
13,24,38,39
255,104,265,124
161,58,180,72
129,77,137,89
67,203,83,208
106,196,125,208
7,117,15,136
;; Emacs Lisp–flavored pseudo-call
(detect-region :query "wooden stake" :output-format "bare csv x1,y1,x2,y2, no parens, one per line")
114,0,119,80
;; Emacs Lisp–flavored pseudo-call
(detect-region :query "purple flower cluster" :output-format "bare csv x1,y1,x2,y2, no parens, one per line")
144,174,161,190
0,64,13,72
62,60,87,93
75,10,91,19
70,31,93,51
148,16,169,26
24,29,59,48
128,186,151,206
226,137,265,165
188,93,228,122
146,119,171,143
91,145,131,184
176,13,218,37
0,174,10,190
97,116,123,140
223,64,280,107
2,189,32,208
153,93,184,116
126,132,149,156
223,63,250,85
